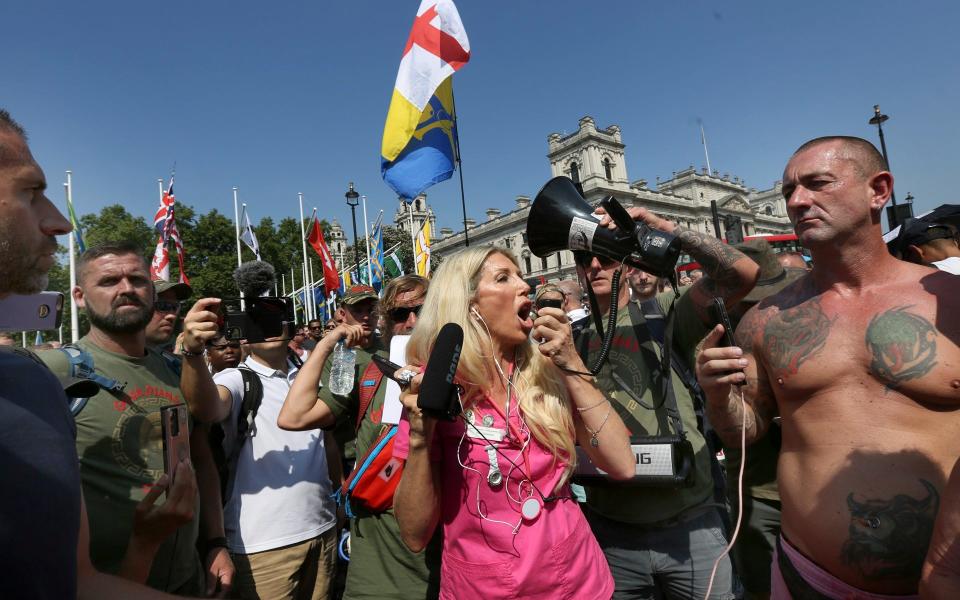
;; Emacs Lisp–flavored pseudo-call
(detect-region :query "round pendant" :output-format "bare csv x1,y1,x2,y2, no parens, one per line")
482,414,495,427
464,409,474,422
590,436,599,448
521,497,542,521
487,469,503,487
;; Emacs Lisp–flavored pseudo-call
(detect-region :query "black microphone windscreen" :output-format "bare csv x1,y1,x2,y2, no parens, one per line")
418,323,464,420
234,261,276,299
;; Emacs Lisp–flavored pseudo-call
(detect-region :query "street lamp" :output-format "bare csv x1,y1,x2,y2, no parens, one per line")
869,104,910,227
345,182,360,270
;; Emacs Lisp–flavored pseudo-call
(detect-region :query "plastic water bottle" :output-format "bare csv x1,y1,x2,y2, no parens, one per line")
328,340,356,395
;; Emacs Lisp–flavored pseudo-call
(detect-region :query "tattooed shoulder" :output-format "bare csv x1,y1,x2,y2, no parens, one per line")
842,479,939,581
762,296,832,375
865,306,938,389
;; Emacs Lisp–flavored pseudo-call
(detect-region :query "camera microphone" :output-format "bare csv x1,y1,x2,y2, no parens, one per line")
234,261,276,298
418,323,464,421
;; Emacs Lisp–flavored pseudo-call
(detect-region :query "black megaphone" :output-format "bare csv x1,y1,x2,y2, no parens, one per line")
526,176,681,278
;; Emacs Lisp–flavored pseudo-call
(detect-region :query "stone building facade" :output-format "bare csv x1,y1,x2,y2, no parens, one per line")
411,116,794,281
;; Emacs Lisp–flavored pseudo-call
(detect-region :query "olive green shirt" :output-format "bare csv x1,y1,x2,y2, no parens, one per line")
581,290,715,525
39,338,203,595
318,337,441,599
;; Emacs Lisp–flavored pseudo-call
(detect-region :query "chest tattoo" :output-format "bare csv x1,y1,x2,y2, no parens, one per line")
762,298,831,375
865,306,938,389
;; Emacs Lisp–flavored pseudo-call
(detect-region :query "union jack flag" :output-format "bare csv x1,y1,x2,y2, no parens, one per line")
150,176,189,284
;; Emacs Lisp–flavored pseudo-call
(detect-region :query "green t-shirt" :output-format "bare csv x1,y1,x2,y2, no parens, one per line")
39,338,203,595
580,290,715,525
318,338,441,600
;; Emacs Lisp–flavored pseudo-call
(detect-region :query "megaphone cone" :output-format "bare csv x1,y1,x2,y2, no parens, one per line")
526,176,681,277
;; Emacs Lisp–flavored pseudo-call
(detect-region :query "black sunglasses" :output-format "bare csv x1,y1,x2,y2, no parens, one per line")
388,304,423,322
154,300,183,314
574,252,619,268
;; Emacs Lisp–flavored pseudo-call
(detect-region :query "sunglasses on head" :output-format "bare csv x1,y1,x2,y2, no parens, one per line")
388,304,423,322
154,300,182,314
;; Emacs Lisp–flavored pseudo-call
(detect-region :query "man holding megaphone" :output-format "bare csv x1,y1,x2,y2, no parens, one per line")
527,177,759,599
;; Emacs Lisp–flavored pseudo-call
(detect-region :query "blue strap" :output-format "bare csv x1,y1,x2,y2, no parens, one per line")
59,345,124,416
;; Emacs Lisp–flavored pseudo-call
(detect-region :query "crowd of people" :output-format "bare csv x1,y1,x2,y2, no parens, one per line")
2,105,959,600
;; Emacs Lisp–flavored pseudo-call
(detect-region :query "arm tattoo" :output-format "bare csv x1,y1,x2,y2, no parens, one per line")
865,306,938,389
763,297,831,375
674,226,743,296
842,479,939,581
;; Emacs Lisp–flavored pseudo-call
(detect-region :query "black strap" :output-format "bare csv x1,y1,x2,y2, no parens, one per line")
623,300,686,437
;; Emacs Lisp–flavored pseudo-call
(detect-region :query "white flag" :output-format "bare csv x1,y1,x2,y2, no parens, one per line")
239,205,261,260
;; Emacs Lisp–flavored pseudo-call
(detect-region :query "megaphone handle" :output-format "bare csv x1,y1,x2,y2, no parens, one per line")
599,196,636,236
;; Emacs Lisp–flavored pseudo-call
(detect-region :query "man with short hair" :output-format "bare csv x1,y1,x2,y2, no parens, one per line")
279,275,441,600
179,297,339,600
556,278,590,337
0,107,192,600
206,335,242,374
39,241,206,594
627,268,661,303
897,218,960,274
578,206,759,599
697,136,960,598
304,318,323,350
145,280,191,350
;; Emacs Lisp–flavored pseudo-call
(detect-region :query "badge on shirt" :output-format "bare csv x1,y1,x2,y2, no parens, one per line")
466,424,506,442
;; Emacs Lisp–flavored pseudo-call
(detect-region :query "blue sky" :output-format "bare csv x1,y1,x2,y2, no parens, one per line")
6,0,959,236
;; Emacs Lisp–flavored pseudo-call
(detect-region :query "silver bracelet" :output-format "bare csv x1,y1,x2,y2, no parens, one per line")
583,407,611,447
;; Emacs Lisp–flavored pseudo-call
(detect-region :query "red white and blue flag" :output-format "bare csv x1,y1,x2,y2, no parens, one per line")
150,177,189,284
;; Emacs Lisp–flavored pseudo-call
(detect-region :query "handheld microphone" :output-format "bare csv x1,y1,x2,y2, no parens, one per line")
418,323,464,421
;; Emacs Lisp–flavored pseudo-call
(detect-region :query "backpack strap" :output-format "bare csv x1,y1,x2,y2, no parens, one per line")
235,366,264,443
356,360,384,431
58,344,125,416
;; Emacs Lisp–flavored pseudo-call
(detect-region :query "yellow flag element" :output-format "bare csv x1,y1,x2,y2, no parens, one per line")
415,219,432,277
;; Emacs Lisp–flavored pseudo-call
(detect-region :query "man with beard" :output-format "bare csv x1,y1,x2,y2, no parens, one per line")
279,275,441,600
39,241,205,595
0,107,194,598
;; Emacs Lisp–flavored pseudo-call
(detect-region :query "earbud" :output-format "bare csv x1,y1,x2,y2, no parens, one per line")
471,306,481,320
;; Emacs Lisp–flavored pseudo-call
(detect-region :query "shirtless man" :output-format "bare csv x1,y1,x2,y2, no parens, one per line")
696,136,960,598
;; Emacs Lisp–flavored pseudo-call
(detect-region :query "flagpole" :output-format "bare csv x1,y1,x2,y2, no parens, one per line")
158,178,164,204
290,265,298,325
232,187,245,310
281,274,286,297
297,193,313,320
362,196,373,286
700,124,713,175
310,207,322,320
407,202,416,271
65,172,79,343
450,86,470,247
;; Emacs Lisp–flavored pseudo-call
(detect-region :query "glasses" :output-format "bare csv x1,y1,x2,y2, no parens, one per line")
308,325,322,331
574,252,619,268
154,300,182,314
208,342,241,350
388,304,423,322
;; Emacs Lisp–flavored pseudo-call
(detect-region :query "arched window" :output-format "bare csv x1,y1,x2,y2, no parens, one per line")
524,255,532,273
764,205,773,216
603,157,612,180
570,162,580,184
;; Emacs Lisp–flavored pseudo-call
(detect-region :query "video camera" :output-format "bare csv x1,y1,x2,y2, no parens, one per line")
216,296,295,344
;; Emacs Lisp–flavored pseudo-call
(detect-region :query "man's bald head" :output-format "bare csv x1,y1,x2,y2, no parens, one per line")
792,136,887,180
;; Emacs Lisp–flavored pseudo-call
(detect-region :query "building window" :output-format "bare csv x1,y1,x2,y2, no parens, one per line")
570,162,580,184
540,256,548,271
504,237,512,249
603,158,612,180
521,232,528,246
524,255,532,273
765,205,773,215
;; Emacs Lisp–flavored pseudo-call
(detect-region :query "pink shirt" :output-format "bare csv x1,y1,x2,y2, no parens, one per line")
394,394,613,600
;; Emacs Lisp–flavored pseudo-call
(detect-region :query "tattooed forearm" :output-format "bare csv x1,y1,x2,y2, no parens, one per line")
866,306,938,389
842,479,939,581
674,226,744,295
763,297,831,375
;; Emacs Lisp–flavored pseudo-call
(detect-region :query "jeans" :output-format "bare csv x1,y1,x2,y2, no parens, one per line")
587,505,735,600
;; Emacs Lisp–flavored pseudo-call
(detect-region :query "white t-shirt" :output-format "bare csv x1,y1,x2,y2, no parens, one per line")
932,256,960,275
214,356,336,554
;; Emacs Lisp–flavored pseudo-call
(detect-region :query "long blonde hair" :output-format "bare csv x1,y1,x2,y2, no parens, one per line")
407,246,577,483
